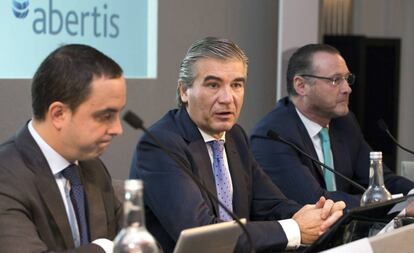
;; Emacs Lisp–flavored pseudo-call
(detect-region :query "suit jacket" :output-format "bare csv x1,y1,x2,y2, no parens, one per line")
129,108,302,253
250,97,414,208
0,124,122,253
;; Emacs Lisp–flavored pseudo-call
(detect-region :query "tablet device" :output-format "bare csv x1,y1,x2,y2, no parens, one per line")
173,219,246,253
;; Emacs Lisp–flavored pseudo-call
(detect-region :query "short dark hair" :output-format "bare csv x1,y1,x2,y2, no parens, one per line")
286,44,339,96
31,44,123,120
176,37,248,107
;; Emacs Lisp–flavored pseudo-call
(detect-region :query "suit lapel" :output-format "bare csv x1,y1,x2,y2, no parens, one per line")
330,125,351,190
189,140,220,214
176,109,220,216
15,125,74,248
224,134,249,217
287,101,325,182
79,161,108,240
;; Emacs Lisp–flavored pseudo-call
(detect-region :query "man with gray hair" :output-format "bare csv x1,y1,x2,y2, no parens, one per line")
130,37,345,253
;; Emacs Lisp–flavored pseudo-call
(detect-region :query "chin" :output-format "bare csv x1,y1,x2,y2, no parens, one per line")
216,123,235,132
335,108,349,117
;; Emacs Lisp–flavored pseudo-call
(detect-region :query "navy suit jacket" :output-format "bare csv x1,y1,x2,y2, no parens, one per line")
250,97,414,208
0,124,122,253
130,108,302,253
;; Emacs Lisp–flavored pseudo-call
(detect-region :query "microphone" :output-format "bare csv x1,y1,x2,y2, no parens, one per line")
377,119,414,155
123,110,255,253
267,130,366,193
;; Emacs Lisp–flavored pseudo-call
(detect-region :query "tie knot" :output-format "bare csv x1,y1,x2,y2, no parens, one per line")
319,127,330,142
62,164,82,186
209,140,225,153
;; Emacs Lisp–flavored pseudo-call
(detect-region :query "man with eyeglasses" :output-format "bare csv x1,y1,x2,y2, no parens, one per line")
250,44,414,208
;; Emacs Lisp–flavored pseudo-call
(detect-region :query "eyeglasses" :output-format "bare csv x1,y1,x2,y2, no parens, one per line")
300,73,355,86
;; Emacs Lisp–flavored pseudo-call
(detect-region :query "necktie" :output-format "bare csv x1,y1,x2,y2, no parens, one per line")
62,164,90,245
319,128,335,191
208,140,233,221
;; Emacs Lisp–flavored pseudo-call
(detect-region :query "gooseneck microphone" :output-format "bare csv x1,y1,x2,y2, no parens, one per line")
123,110,255,253
377,119,414,156
267,130,366,193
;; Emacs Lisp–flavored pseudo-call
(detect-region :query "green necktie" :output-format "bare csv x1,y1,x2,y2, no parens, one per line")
319,127,335,191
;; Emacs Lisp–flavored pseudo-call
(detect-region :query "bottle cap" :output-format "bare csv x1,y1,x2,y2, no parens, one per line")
124,179,143,191
370,151,382,159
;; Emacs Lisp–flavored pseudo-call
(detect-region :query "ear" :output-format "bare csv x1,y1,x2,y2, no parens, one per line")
178,82,189,104
48,102,70,130
293,75,308,96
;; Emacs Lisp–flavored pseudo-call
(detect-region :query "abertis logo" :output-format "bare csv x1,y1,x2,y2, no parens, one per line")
12,0,29,19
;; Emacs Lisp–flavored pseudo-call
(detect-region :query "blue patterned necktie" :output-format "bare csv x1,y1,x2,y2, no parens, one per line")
62,164,90,245
319,128,335,191
208,140,233,221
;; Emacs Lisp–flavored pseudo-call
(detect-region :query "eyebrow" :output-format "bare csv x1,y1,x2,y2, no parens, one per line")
203,75,246,83
92,108,118,117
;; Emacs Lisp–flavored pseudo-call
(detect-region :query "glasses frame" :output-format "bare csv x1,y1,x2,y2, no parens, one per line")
300,73,355,86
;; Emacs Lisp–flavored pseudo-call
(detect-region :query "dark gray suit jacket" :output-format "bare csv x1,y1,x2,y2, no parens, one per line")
250,97,414,208
0,124,122,253
130,108,302,253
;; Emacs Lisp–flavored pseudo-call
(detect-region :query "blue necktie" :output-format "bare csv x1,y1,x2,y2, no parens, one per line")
62,164,90,245
319,128,335,191
208,140,233,221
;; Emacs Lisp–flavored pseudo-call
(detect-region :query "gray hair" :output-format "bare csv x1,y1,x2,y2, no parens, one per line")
176,37,248,107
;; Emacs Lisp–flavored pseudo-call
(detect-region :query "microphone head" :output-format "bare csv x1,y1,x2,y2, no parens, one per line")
267,130,280,140
123,110,144,129
377,119,389,132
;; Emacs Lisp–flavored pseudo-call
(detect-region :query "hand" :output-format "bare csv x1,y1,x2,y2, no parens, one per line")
405,201,414,217
293,197,345,244
292,203,324,244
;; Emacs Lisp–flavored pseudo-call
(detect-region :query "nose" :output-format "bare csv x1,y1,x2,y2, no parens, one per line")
340,81,352,94
108,116,123,136
218,85,234,104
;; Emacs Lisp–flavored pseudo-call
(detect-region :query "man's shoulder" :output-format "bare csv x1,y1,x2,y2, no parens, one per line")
0,132,27,172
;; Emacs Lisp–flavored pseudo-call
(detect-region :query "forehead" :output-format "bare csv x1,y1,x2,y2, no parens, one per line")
192,57,247,77
81,76,126,108
312,52,348,74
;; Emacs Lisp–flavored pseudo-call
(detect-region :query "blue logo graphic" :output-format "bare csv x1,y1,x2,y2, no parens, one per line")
12,0,29,19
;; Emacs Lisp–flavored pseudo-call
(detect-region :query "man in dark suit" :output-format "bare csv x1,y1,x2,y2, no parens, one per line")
130,37,345,253
250,44,414,209
0,44,126,252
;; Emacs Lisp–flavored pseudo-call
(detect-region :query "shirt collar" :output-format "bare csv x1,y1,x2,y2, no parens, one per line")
295,108,327,138
198,128,226,143
28,120,72,176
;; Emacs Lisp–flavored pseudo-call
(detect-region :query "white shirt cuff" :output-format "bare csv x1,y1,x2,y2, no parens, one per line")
92,238,114,253
278,218,301,249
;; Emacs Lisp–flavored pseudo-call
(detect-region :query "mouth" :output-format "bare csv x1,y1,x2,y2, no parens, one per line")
99,139,112,145
337,98,349,104
214,111,234,119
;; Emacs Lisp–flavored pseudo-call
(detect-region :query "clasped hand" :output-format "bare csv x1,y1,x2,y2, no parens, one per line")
292,197,346,245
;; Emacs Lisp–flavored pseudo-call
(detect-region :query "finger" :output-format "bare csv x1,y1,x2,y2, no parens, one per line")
332,201,346,212
321,199,334,219
320,210,343,231
315,196,326,209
